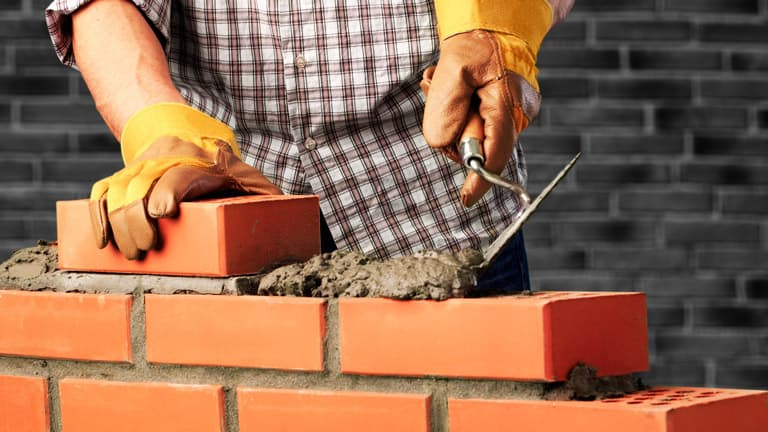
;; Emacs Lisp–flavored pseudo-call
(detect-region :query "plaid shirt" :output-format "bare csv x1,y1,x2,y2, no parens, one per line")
46,0,527,259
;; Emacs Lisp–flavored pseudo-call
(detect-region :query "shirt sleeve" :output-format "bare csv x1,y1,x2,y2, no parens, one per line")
45,0,172,67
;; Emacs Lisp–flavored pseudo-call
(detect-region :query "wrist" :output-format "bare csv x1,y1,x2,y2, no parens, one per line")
120,103,239,164
434,0,553,53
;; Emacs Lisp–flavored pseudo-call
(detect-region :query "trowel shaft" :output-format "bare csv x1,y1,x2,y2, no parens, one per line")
459,111,530,205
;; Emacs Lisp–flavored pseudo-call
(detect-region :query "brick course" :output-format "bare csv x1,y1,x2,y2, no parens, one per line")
1,0,767,390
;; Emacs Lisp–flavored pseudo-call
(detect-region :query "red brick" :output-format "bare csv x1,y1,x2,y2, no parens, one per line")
449,387,768,432
57,195,320,276
339,292,648,381
237,388,430,432
0,375,49,432
145,295,326,371
0,290,131,362
59,379,224,432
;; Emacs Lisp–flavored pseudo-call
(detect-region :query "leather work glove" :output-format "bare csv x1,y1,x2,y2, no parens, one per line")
90,103,282,260
422,0,554,208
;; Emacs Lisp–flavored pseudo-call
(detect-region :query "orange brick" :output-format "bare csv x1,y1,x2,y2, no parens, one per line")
339,292,647,381
0,290,131,362
59,379,224,432
449,387,768,432
145,295,326,370
237,388,430,432
0,375,49,432
57,195,320,276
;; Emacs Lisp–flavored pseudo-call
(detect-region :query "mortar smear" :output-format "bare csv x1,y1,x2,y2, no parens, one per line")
256,249,485,300
543,363,646,401
0,241,58,289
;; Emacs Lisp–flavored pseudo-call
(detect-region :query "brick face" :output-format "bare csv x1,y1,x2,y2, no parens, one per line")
59,379,225,432
596,21,692,42
655,107,748,130
589,134,684,155
596,78,692,100
731,51,768,71
662,0,759,14
0,291,132,362
700,79,768,100
700,23,768,43
629,49,722,71
0,375,49,432
237,389,431,432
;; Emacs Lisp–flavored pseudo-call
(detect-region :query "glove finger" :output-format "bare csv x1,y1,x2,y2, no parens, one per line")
421,57,475,150
106,162,166,259
147,165,229,218
227,159,283,196
108,204,141,260
88,190,110,249
123,198,157,252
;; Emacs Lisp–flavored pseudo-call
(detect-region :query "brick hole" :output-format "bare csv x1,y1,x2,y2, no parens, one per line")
651,402,670,406
627,401,643,404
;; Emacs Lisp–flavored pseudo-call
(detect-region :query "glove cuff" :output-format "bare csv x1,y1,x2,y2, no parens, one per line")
495,32,540,92
120,103,240,164
434,0,553,53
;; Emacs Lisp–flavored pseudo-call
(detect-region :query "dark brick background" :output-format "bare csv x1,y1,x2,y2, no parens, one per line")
1,1,766,389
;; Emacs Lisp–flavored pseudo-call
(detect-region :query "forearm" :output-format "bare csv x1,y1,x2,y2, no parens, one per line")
72,0,185,139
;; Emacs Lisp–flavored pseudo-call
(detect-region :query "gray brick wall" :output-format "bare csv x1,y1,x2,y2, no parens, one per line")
1,1,766,389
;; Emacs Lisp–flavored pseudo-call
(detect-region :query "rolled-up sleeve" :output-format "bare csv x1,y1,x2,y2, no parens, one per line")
45,0,172,67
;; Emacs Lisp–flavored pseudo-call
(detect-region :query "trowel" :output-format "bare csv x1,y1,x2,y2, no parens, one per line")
457,111,581,276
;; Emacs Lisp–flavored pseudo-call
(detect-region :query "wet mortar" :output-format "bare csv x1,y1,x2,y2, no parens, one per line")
0,243,645,403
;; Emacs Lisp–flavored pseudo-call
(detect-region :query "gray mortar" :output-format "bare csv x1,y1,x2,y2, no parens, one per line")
1,245,483,300
257,249,484,300
0,244,245,295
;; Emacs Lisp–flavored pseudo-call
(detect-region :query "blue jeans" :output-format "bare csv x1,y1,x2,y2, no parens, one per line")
320,215,531,294
473,230,531,294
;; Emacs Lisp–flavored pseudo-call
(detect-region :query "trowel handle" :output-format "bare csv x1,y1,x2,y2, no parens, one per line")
460,110,485,144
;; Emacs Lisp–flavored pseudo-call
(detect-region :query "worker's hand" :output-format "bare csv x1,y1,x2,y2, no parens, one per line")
90,103,282,260
422,0,554,208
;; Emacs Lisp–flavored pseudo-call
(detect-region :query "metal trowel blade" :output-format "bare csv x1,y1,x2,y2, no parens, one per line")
478,152,581,273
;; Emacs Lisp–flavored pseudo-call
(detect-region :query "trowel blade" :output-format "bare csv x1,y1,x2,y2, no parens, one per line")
479,152,581,272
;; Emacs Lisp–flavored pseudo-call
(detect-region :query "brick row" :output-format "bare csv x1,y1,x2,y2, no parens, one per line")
4,377,765,432
0,289,648,381
5,372,767,432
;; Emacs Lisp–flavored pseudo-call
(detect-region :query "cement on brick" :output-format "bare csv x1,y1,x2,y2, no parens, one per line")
257,249,483,300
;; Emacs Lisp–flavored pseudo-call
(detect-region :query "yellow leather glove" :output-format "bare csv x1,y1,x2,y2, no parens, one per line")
90,103,282,260
422,0,553,207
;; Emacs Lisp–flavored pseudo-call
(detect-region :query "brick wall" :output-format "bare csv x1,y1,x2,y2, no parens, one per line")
0,1,766,390
2,289,767,432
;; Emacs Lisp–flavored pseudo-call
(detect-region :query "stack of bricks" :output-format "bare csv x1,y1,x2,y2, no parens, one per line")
1,0,767,391
2,196,768,431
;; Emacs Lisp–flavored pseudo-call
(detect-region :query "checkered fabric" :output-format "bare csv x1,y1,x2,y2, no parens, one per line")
46,0,527,259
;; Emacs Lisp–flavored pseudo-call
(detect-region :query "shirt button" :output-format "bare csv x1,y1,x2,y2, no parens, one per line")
304,137,317,151
295,54,307,69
